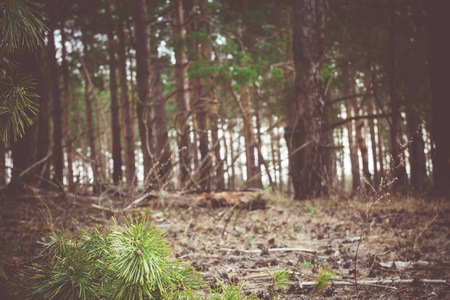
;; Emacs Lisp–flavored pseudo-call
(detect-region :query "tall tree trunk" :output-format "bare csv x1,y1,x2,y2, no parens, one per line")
149,55,172,186
405,88,427,192
266,96,278,188
0,142,4,186
376,106,385,181
253,85,264,188
172,0,191,186
345,99,360,191
321,95,336,189
8,52,39,192
366,94,379,185
117,7,136,183
61,28,73,186
274,94,284,192
428,0,450,195
342,66,360,192
289,0,325,199
193,76,210,189
36,49,50,182
339,126,346,190
226,90,236,190
212,98,225,190
132,0,152,180
48,29,63,185
239,84,261,188
106,0,123,184
81,33,99,187
355,105,371,183
389,1,407,190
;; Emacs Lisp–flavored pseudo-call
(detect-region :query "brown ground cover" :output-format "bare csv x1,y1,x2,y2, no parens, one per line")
1,188,449,299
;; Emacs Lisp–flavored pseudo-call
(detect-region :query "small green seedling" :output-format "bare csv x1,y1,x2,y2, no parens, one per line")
269,269,291,290
314,268,335,292
209,277,257,300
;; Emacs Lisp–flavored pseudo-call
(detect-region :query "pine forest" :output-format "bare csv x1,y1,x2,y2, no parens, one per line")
0,0,449,299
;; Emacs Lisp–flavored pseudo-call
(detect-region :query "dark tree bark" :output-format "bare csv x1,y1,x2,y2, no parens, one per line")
81,33,99,186
0,142,4,186
36,49,50,182
172,0,191,186
132,0,152,179
117,6,136,183
8,52,39,192
240,83,261,188
191,13,211,189
149,54,172,185
106,0,123,184
61,28,73,186
405,88,427,192
345,98,360,191
355,107,371,183
366,92,379,185
389,1,408,190
48,29,63,185
428,0,450,195
321,94,336,188
289,0,325,199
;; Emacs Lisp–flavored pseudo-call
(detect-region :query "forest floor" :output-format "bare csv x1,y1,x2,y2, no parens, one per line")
0,187,449,299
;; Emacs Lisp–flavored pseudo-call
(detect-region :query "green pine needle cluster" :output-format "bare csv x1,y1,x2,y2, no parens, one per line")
26,217,203,300
314,268,334,293
209,278,257,300
0,74,39,141
0,0,47,52
0,0,47,141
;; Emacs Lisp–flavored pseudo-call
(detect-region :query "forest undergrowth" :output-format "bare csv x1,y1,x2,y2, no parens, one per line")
0,187,449,299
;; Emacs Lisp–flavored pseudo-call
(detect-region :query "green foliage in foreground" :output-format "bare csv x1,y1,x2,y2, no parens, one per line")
25,217,203,300
23,217,257,300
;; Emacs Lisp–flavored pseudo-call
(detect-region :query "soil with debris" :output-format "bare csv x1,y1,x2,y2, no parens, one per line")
1,188,449,299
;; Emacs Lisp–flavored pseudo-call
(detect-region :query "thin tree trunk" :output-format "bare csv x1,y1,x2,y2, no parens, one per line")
366,93,379,185
0,142,4,186
79,51,108,184
389,0,407,190
339,126,346,190
132,0,152,180
376,105,385,181
48,29,63,185
274,94,284,192
118,6,136,184
9,52,39,191
212,97,225,190
321,93,336,189
342,66,360,192
226,91,235,190
405,90,426,192
172,0,191,186
36,49,50,182
266,96,278,188
354,104,370,183
428,0,450,195
106,0,123,184
149,55,172,186
345,99,360,191
252,85,263,188
240,84,261,188
81,33,99,187
61,28,73,186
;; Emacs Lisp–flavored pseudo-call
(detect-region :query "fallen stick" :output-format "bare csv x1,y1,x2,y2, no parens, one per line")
123,192,158,210
218,247,316,254
298,278,448,289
